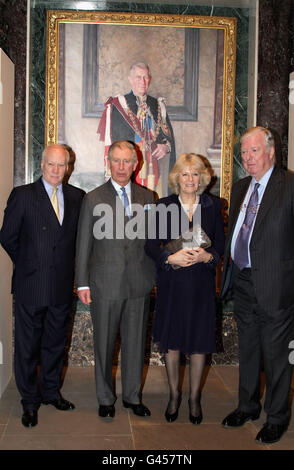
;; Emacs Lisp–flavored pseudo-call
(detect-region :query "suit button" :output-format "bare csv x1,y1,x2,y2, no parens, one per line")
42,226,47,230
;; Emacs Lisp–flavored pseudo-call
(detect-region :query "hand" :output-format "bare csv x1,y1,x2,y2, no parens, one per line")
190,247,212,264
151,144,169,160
78,288,92,305
167,247,198,268
168,247,211,268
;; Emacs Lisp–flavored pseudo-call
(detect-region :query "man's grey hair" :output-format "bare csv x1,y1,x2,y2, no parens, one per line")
108,140,138,165
129,62,151,76
241,126,275,152
42,144,70,164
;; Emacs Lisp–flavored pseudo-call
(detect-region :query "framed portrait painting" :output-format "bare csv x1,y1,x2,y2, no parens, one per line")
45,10,236,202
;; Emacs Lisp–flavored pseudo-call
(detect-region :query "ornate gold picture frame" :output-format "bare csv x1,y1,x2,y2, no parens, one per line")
45,10,236,202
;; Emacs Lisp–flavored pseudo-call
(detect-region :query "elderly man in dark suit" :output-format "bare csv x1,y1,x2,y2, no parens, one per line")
76,140,156,419
220,126,294,444
0,144,85,428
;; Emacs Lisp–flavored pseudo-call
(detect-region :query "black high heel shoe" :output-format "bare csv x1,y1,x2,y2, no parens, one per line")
188,399,203,425
165,395,181,423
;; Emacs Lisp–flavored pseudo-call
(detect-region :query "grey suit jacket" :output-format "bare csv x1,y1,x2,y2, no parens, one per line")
75,180,156,300
220,167,294,312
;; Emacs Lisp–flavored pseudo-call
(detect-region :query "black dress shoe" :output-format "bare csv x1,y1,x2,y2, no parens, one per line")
99,404,115,418
222,408,260,428
123,400,151,416
189,411,203,425
22,410,38,428
188,400,203,425
42,395,75,410
165,408,178,423
256,422,288,444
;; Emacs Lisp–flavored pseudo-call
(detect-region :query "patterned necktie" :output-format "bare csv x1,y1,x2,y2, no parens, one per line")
120,186,131,219
234,182,260,270
51,186,60,222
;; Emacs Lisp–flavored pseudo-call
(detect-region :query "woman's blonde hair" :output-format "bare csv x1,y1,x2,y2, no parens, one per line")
168,153,211,195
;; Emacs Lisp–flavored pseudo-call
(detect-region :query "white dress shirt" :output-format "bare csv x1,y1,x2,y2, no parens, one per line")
110,178,132,213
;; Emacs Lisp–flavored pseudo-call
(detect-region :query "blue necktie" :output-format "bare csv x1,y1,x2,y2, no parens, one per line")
120,186,131,219
234,182,260,270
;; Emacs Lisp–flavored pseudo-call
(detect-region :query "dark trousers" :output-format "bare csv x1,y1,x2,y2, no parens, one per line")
14,301,71,411
233,268,294,425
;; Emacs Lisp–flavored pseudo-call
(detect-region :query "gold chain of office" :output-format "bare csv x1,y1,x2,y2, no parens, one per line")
126,102,171,142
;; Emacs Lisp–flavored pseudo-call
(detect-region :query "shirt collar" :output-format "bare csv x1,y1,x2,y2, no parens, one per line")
131,90,147,101
251,164,274,189
42,177,63,193
110,178,131,194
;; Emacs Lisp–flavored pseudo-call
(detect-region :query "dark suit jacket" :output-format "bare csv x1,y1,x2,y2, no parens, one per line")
220,167,294,312
111,91,176,173
75,179,156,301
0,178,85,306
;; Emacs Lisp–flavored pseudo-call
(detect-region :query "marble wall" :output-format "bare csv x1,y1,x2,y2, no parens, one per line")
0,0,27,187
289,71,294,171
257,0,294,168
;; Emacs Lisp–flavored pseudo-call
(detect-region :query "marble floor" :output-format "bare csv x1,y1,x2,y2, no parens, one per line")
0,365,293,452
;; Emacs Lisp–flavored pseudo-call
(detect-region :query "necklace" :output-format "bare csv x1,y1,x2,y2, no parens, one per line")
179,195,199,220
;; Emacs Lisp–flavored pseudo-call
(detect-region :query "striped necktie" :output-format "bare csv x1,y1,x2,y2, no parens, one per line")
234,182,260,270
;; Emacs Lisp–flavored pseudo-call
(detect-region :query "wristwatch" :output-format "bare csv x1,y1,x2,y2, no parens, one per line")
206,254,214,264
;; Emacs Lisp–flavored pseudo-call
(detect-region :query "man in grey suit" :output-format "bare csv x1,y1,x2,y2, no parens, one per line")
76,140,156,418
220,126,294,444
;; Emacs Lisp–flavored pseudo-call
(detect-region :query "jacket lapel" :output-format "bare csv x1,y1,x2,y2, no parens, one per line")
34,178,62,229
130,182,149,233
228,177,251,244
251,166,281,240
103,180,149,235
126,91,138,114
130,182,145,206
104,179,127,233
60,183,75,231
